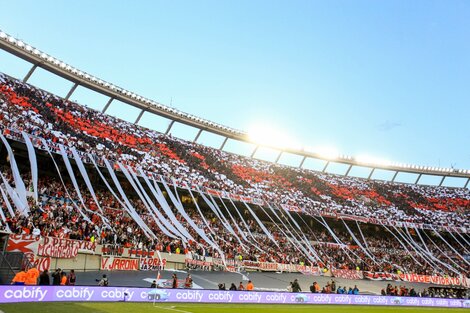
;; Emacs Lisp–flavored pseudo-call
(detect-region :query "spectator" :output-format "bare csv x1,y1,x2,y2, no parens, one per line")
67,269,76,286
246,280,254,291
97,274,109,286
51,269,62,286
172,274,178,289
39,270,50,285
25,267,39,285
292,279,302,292
11,268,27,285
60,272,67,285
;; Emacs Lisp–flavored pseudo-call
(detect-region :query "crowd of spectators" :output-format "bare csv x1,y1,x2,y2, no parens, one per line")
0,72,469,279
0,72,468,230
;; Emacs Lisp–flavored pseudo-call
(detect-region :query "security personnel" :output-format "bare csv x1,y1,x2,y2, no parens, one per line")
25,267,40,285
11,269,28,285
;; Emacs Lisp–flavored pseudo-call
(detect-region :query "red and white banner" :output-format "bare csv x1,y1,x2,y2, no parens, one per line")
363,271,397,281
6,234,39,255
101,257,139,271
139,257,167,271
278,263,321,275
185,258,212,268
6,234,48,270
364,271,469,287
204,189,265,207
331,269,364,280
31,256,51,272
398,273,468,287
38,237,96,258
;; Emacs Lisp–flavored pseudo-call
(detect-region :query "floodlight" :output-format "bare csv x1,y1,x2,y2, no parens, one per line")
0,32,6,39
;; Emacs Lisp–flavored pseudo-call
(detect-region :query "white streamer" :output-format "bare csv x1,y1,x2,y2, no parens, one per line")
21,132,38,203
0,133,28,214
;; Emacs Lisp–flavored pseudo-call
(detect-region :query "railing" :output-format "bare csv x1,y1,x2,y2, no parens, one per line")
0,251,30,285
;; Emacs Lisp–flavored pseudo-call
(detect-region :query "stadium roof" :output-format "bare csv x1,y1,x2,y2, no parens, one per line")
0,29,469,187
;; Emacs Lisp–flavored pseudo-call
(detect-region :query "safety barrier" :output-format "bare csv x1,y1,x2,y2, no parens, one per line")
0,286,468,308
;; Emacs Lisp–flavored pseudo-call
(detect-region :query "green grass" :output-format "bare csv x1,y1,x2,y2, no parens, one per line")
0,303,467,313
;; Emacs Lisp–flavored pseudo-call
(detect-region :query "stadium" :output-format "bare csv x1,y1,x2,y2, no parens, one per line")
0,3,469,312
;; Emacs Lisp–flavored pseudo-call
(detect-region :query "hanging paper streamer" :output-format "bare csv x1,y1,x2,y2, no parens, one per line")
40,139,90,223
430,226,470,266
399,227,443,274
158,177,226,264
242,201,279,249
59,145,103,221
341,218,379,266
274,203,323,263
130,168,187,241
70,148,104,216
0,134,28,214
447,229,470,255
275,204,326,263
21,131,38,204
355,220,370,250
405,227,461,275
228,198,261,245
119,163,178,240
102,158,155,240
421,229,465,274
196,186,237,237
261,204,318,264
88,155,155,240
215,195,249,242
0,184,15,217
208,194,249,252
137,169,193,242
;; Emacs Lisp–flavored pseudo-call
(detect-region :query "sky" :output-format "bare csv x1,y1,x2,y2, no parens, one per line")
0,0,469,185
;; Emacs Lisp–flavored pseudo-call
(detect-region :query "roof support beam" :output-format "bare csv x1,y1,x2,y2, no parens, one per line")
134,109,145,124
299,156,307,168
102,98,113,113
391,171,399,182
251,146,258,158
219,137,228,150
438,176,446,187
23,64,37,83
193,129,203,143
367,168,375,180
322,161,330,173
415,173,422,185
165,120,175,135
344,164,353,176
65,83,78,101
275,151,283,164
464,178,470,189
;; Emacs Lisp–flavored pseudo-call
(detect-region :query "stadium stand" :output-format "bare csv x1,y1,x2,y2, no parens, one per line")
0,71,468,283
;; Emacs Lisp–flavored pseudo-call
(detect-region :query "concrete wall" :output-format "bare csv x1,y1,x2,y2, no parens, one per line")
49,248,187,272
